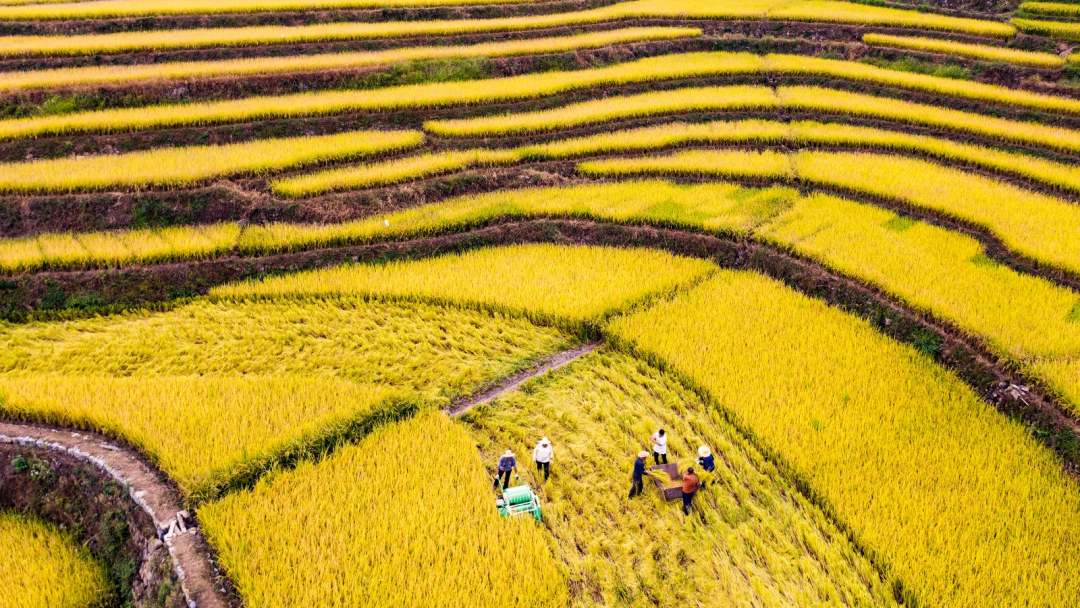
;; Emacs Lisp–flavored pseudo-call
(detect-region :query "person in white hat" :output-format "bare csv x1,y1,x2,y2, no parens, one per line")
697,445,716,488
496,449,517,490
629,450,649,498
533,437,553,482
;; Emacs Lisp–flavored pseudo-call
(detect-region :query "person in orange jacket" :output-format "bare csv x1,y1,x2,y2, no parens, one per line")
681,467,700,516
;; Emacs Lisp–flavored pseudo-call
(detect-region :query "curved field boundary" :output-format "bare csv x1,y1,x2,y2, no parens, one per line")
5,217,1076,471
0,421,234,608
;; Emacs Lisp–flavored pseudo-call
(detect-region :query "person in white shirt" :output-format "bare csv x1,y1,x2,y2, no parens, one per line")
651,429,668,465
533,437,553,481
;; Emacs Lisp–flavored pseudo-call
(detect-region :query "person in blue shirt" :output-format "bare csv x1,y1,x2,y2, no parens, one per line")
697,445,716,488
496,449,517,490
629,450,648,498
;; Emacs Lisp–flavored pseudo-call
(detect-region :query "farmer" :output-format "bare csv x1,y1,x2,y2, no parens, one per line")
629,451,648,498
681,467,700,516
651,428,668,465
697,445,716,488
497,449,517,490
533,437,553,482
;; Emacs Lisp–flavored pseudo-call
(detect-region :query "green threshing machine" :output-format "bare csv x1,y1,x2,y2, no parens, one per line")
496,484,543,522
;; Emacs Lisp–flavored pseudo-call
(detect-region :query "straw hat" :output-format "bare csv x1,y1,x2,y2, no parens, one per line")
539,437,550,446
638,450,649,459
503,449,514,458
698,445,711,458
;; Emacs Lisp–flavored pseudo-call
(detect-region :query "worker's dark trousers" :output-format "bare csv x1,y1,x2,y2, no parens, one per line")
654,451,668,465
535,460,550,481
498,469,512,489
629,477,644,498
682,490,696,515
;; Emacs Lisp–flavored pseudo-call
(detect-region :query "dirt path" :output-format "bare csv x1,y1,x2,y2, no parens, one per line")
0,422,232,608
448,342,601,417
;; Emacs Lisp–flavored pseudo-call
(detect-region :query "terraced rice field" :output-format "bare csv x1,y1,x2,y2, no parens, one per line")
0,513,108,608
0,0,1077,606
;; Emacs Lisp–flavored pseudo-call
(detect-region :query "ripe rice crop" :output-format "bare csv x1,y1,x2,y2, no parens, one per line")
4,180,1078,411
4,51,1072,141
1019,1,1080,17
862,33,1065,67
466,348,898,605
0,513,108,608
427,85,780,136
0,375,407,500
0,129,422,192
0,298,573,499
252,181,1080,412
0,0,536,19
211,243,716,325
766,53,1077,111
272,149,518,197
0,27,701,92
0,223,244,271
427,84,1080,153
198,411,567,608
529,119,1080,192
605,271,1080,607
1012,17,1080,41
579,149,1080,275
0,298,570,400
776,85,1080,152
0,0,1014,38
276,119,1080,196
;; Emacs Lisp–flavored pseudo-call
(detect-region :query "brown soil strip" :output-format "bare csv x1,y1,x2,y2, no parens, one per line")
447,341,600,416
3,217,1077,473
0,421,236,608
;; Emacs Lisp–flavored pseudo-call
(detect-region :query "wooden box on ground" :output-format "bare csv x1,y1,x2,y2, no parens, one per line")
649,463,683,501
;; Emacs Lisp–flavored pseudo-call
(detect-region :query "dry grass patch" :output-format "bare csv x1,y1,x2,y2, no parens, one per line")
0,129,422,192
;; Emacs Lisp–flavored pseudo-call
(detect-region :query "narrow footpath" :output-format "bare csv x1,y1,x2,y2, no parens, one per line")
447,342,601,417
